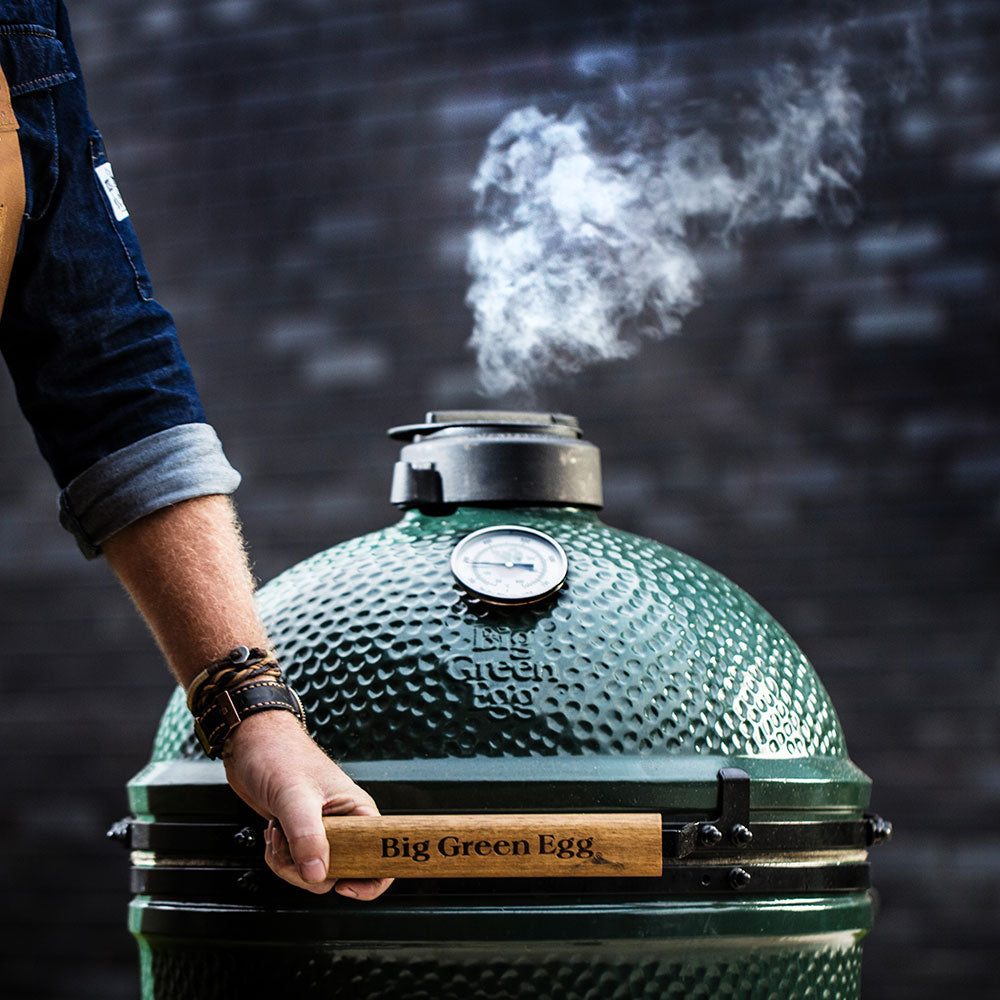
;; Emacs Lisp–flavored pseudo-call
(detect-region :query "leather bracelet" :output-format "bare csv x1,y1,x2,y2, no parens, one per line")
186,646,274,715
188,646,307,759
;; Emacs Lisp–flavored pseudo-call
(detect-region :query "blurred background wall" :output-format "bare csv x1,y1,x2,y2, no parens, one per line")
0,1,997,997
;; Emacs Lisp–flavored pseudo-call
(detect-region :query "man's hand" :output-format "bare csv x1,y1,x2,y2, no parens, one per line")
221,710,392,898
222,710,393,899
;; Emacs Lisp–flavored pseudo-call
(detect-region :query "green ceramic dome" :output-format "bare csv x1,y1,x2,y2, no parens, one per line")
151,505,848,767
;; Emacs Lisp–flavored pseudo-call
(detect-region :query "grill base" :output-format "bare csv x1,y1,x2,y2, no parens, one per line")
132,894,871,999
140,936,865,1000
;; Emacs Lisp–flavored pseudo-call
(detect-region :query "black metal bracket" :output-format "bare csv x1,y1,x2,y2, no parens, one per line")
107,817,264,854
107,817,132,849
659,769,894,864
662,767,751,859
864,813,893,846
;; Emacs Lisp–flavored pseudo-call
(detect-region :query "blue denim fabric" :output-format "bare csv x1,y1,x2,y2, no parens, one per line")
59,423,241,559
0,1,240,556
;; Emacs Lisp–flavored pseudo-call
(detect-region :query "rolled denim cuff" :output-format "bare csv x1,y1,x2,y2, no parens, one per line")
59,423,242,559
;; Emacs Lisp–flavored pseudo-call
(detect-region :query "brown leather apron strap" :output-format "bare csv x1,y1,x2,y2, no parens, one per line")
0,63,25,317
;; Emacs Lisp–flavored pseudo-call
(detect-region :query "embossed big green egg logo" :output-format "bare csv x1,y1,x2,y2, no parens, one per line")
445,625,558,719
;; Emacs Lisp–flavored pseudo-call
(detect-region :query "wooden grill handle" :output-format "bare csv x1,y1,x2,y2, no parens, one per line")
323,812,662,878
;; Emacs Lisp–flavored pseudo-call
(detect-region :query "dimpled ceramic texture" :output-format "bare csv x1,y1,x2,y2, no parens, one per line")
150,507,846,762
140,940,864,1000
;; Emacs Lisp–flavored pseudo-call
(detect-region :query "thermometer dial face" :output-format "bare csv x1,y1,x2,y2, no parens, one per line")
450,525,568,605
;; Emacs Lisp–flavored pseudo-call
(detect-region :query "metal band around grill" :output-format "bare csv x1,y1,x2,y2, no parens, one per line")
113,768,890,896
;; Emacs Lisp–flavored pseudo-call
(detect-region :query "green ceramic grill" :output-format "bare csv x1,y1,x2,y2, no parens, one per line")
120,410,891,1000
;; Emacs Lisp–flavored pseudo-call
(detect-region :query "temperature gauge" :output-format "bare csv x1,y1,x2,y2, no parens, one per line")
450,525,568,605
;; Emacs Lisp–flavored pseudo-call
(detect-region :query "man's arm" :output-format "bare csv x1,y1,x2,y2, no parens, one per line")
103,493,391,900
0,5,386,898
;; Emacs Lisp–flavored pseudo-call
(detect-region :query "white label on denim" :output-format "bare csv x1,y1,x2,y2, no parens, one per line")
95,162,130,221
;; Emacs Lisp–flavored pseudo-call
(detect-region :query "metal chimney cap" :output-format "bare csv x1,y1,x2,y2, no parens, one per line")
388,410,582,442
388,410,603,510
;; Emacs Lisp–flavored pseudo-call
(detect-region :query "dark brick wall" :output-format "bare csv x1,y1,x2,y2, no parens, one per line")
1,1,997,996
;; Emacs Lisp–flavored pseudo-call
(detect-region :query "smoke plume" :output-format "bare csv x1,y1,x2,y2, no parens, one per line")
465,7,923,396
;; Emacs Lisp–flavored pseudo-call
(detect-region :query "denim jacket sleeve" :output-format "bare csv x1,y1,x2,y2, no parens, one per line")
0,1,240,557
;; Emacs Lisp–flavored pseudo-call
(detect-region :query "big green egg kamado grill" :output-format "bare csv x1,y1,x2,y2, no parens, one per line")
119,411,891,999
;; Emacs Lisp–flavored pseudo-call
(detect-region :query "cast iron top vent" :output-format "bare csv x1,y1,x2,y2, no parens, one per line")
388,410,603,509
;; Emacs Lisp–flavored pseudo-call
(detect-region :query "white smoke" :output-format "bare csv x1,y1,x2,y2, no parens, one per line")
465,40,866,396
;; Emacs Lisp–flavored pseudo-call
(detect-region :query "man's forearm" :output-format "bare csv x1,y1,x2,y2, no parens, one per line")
102,494,266,687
